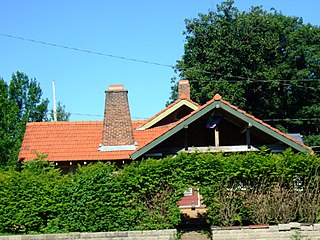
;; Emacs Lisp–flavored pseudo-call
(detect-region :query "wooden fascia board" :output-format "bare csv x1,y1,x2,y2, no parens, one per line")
218,102,310,153
139,100,199,130
131,101,217,160
131,100,310,160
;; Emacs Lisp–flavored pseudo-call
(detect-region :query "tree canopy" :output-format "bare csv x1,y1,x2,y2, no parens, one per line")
0,71,70,168
0,72,49,167
171,0,320,144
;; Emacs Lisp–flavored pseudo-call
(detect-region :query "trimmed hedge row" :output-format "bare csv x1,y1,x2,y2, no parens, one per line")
0,150,319,234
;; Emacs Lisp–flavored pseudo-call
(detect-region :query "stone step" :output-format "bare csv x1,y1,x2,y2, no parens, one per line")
181,232,210,240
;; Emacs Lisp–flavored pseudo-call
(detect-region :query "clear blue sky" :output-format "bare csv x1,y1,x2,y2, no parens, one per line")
1,0,320,121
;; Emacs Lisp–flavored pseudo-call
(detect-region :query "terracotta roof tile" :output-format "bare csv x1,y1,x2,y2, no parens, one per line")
19,95,313,163
19,120,172,162
135,95,313,155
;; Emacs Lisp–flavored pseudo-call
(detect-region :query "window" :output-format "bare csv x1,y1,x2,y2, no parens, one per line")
183,188,193,196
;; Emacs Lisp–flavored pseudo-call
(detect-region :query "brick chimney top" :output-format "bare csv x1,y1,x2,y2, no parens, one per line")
108,84,124,91
178,80,190,99
100,84,136,151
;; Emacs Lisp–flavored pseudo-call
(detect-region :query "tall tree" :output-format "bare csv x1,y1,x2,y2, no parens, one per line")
172,0,320,142
9,71,49,122
0,72,49,168
0,79,22,167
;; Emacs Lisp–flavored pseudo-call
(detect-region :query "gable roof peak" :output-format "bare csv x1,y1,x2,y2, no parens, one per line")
213,93,222,101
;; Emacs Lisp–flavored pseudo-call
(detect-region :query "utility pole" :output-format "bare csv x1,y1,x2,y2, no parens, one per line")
52,80,57,122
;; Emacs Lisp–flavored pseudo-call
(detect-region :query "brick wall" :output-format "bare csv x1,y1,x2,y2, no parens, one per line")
211,223,320,240
0,229,177,240
4,224,320,240
178,80,190,99
102,85,135,147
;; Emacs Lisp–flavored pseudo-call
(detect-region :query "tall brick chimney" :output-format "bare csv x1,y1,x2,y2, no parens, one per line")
100,84,136,151
178,80,190,99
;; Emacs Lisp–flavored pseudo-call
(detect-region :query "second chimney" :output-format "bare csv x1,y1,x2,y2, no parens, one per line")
100,84,136,151
178,80,190,99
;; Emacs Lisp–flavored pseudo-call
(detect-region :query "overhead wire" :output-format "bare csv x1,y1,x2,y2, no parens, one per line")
69,112,320,122
69,113,103,117
263,118,320,122
0,33,174,68
70,112,148,119
190,78,320,83
2,33,320,83
2,33,320,120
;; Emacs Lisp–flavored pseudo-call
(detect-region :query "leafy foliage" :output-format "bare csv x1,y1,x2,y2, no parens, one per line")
172,0,320,145
0,71,70,169
0,78,22,167
1,151,320,234
0,160,62,234
9,72,48,123
0,72,49,168
49,101,71,121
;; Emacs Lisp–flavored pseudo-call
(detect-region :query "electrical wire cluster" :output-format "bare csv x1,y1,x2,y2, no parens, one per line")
1,33,319,122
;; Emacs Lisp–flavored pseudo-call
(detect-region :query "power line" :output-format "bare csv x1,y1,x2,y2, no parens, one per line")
70,111,320,122
188,76,320,83
263,118,320,122
0,33,174,68
70,112,147,119
70,113,103,117
3,33,320,84
187,78,319,90
182,68,320,83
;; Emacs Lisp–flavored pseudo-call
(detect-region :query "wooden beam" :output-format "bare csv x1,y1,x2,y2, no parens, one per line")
215,126,220,147
246,128,251,149
184,126,188,151
180,145,259,153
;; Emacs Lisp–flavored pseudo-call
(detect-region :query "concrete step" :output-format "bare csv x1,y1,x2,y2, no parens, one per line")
181,232,210,240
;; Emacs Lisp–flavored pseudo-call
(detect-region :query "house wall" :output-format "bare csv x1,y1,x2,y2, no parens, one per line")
0,229,177,240
178,188,200,207
219,120,246,146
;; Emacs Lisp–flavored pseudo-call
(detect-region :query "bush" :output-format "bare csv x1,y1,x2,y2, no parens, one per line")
1,150,320,234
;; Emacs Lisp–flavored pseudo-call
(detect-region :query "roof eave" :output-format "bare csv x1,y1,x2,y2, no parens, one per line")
131,99,312,160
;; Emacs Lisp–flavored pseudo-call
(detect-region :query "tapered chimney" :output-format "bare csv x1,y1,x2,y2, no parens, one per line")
178,80,190,99
100,84,136,151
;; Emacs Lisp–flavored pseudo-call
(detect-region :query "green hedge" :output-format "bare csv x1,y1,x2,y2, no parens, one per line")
0,150,320,234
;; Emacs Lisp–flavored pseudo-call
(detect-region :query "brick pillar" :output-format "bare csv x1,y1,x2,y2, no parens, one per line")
100,85,136,151
178,80,190,99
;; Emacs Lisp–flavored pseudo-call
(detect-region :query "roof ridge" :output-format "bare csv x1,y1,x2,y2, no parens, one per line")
26,121,103,126
132,95,313,158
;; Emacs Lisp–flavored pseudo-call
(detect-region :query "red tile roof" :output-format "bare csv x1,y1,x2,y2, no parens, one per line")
19,121,172,162
19,94,313,163
131,94,313,158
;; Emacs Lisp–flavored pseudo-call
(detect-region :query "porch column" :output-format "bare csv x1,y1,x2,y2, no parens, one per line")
214,126,220,147
246,128,251,149
184,126,188,151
